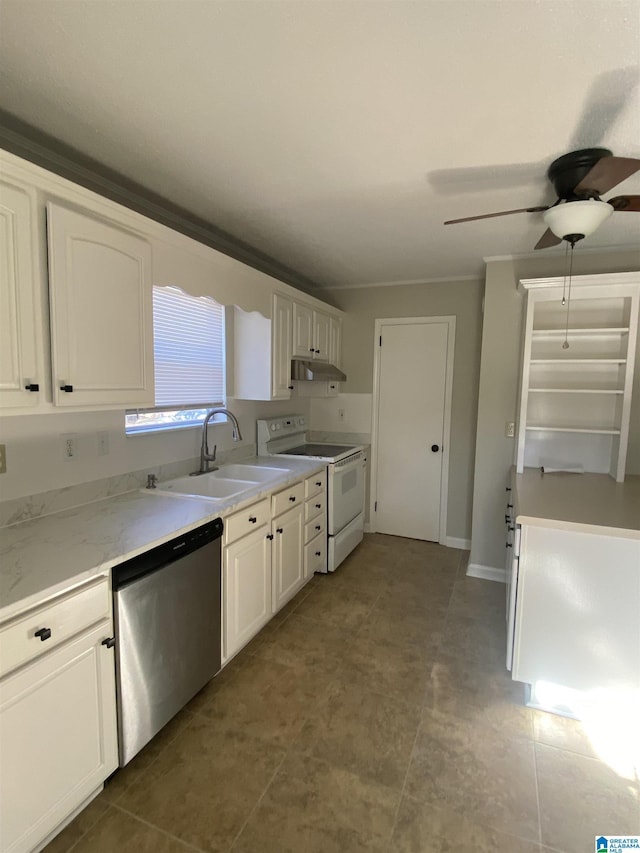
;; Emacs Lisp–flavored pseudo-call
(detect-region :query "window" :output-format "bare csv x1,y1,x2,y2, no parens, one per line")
126,286,225,433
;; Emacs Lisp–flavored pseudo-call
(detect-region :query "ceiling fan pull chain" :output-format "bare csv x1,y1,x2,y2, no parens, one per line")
561,241,569,305
562,242,575,350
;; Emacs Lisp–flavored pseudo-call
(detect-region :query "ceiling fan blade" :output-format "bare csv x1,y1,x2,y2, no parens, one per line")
444,206,548,225
608,195,640,212
534,228,563,250
574,156,640,195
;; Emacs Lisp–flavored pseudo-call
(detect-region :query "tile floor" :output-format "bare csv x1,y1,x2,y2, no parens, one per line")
45,534,639,853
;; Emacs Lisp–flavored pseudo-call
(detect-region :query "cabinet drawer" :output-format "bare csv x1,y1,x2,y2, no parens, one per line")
305,513,325,544
272,481,305,517
304,532,326,576
304,472,325,499
224,498,270,545
305,494,325,523
0,578,110,678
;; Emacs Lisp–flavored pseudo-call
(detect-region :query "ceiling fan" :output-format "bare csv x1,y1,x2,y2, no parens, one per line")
444,148,640,249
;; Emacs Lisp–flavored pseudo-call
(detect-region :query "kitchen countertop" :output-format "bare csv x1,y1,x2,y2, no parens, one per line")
512,467,640,540
0,457,325,623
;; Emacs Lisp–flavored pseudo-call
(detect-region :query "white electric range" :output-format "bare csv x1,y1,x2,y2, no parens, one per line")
257,416,365,572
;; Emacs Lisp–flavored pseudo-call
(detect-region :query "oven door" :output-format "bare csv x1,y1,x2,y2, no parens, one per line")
328,451,365,535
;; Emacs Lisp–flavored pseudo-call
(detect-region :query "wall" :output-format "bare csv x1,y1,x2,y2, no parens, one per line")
470,248,640,573
327,279,484,543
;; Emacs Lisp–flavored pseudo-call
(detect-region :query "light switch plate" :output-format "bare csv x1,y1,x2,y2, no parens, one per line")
505,421,515,438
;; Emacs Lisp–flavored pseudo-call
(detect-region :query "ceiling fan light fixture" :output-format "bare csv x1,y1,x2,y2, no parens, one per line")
543,199,613,240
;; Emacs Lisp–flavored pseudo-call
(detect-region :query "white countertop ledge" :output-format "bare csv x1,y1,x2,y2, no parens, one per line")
512,468,640,540
0,457,325,623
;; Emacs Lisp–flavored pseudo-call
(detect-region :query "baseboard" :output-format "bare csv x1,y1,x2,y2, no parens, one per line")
466,563,507,583
363,522,373,533
443,536,471,550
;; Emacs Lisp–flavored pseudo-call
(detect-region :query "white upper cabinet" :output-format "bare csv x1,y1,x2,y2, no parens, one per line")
271,292,293,398
0,179,43,409
234,292,293,401
329,315,342,368
292,302,314,358
47,203,154,407
517,273,639,482
292,302,332,362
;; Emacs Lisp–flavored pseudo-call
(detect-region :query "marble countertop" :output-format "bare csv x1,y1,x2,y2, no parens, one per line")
512,467,640,540
0,457,325,623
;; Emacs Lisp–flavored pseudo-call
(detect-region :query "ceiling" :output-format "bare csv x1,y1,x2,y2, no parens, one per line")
1,0,639,291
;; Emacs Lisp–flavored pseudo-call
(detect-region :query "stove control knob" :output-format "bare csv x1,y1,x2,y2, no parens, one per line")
270,424,277,432
275,423,281,430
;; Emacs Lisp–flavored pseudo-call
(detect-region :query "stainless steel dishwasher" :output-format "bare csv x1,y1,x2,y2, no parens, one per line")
112,517,223,765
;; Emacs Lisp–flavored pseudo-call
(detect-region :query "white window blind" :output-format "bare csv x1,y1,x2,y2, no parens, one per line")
153,286,225,407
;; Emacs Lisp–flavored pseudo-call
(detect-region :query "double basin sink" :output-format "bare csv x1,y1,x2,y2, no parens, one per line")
149,464,287,502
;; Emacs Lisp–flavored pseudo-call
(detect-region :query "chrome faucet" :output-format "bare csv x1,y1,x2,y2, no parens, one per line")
191,408,243,476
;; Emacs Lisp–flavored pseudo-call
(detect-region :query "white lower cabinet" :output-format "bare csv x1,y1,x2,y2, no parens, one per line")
271,503,304,612
0,619,118,853
223,523,272,662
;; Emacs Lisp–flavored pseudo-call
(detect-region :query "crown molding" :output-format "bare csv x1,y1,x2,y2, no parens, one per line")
320,274,482,291
0,108,320,296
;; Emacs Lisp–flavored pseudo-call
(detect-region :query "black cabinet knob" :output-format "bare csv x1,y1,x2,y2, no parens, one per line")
34,627,52,641
315,349,320,354
506,542,512,548
315,481,322,487
59,384,73,393
276,527,283,534
315,551,321,557
266,533,274,540
24,383,40,392
315,503,321,509
101,637,116,649
289,496,296,502
309,347,315,352
288,385,294,390
315,524,321,531
506,486,512,492
248,516,257,523
431,444,440,453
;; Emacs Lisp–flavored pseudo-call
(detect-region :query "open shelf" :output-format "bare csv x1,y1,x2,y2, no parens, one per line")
532,327,629,337
528,388,624,394
517,275,639,481
525,426,621,435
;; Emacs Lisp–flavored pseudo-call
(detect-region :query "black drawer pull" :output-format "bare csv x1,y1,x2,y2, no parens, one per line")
248,516,257,523
24,383,40,392
315,481,322,487
315,525,321,531
266,533,274,540
289,496,296,502
101,637,115,649
59,384,73,393
34,627,52,641
276,527,283,534
315,503,321,509
315,551,321,557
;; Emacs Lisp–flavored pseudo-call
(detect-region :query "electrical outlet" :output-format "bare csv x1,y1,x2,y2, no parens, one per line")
62,434,78,459
0,444,6,474
97,431,109,456
338,409,345,422
505,421,515,438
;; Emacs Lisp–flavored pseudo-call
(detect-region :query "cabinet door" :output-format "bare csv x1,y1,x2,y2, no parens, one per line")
329,315,342,368
223,525,272,662
272,505,304,612
0,620,118,853
271,293,293,399
292,302,314,358
0,180,42,409
47,203,154,407
313,311,331,361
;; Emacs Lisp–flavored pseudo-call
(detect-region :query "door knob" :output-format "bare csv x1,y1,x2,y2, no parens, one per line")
431,444,440,452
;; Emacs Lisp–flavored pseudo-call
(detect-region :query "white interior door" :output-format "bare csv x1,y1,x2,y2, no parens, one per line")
372,319,453,542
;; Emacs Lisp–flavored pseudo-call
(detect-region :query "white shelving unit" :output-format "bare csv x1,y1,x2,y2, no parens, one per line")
517,272,639,482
